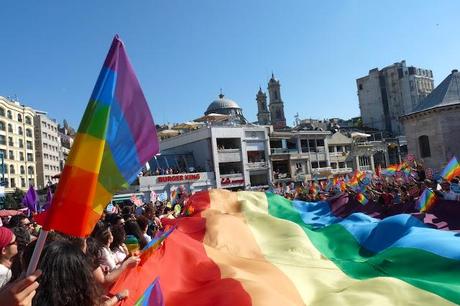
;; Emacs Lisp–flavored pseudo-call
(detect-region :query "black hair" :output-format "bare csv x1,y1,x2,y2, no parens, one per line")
6,214,28,228
110,224,126,251
33,240,102,306
136,215,149,232
124,220,147,249
10,226,32,281
85,237,104,270
91,221,111,246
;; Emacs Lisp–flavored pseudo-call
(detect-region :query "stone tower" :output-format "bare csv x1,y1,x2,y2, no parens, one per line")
256,87,270,125
268,73,286,129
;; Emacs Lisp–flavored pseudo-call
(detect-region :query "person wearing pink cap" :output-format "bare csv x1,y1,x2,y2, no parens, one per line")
0,227,18,289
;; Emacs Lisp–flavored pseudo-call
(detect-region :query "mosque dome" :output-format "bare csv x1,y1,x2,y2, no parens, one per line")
205,93,242,115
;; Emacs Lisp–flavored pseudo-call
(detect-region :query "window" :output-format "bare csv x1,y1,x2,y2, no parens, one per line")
26,141,32,150
9,165,14,174
317,139,325,147
8,150,13,160
8,137,13,146
328,146,335,153
339,162,345,168
331,162,337,169
18,139,23,148
0,135,5,145
7,111,12,119
358,84,363,90
7,124,12,133
18,127,23,135
26,128,32,137
17,114,22,122
20,166,25,175
319,161,327,168
45,165,49,170
27,166,34,175
10,178,15,188
28,178,34,186
419,135,431,158
19,152,24,161
27,153,33,162
0,149,5,159
21,178,26,188
0,121,4,131
25,116,32,125
0,108,4,117
43,132,47,139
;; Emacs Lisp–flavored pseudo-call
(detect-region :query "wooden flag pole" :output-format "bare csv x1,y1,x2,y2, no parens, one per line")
26,229,48,276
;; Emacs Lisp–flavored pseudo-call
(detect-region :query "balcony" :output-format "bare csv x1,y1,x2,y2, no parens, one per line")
218,149,241,163
331,167,353,174
271,148,298,154
246,161,268,169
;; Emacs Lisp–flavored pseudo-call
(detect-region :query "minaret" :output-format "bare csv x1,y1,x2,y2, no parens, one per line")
268,73,286,129
256,87,270,125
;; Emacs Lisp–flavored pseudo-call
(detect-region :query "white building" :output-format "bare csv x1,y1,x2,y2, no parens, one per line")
34,111,61,188
270,130,332,182
357,60,434,135
0,96,37,192
159,125,271,190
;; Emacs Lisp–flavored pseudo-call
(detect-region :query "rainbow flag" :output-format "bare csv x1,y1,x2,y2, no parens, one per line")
417,188,437,213
356,193,368,205
36,35,159,237
111,190,460,305
139,227,175,265
440,156,460,181
134,277,164,306
382,164,399,176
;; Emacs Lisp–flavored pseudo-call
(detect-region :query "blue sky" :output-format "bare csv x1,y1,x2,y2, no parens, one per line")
1,1,460,128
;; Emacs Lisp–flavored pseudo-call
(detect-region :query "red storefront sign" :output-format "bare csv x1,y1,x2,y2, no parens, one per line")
221,177,245,185
157,174,201,183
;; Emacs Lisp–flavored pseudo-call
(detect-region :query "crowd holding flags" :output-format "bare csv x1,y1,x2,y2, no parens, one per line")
2,35,460,305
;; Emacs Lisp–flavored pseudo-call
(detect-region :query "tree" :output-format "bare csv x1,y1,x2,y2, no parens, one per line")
4,188,25,210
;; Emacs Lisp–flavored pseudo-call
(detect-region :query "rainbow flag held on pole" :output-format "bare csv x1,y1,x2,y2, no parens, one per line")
417,188,437,213
440,156,460,181
111,190,460,305
36,35,159,237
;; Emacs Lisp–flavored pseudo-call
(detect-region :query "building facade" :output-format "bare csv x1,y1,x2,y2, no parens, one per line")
270,130,332,182
160,125,272,190
357,60,434,135
0,96,37,192
402,70,460,170
34,111,61,189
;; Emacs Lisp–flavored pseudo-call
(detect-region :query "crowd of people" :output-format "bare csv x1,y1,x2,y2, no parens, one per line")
0,189,189,306
0,158,458,305
271,161,460,215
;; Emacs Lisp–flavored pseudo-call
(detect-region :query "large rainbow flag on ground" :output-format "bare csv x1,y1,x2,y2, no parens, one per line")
112,190,460,305
37,35,158,236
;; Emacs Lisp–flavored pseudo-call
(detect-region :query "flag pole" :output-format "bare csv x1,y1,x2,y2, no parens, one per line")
26,229,48,276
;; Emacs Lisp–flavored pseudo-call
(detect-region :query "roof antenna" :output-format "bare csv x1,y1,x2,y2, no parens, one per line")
219,88,224,99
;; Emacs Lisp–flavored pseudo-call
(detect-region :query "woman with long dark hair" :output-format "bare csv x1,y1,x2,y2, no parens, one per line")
33,240,102,306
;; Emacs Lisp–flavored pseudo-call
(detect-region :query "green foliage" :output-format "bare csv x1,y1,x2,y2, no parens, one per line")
3,188,25,210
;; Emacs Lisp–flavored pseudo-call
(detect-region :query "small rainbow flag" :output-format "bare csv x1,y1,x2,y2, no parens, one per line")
140,227,175,265
382,164,399,176
356,193,369,205
417,188,437,213
134,277,164,306
440,156,460,181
